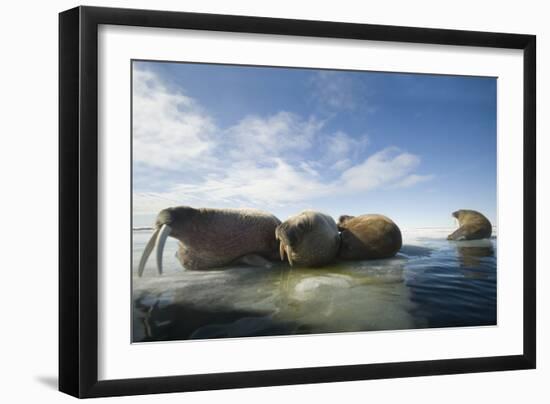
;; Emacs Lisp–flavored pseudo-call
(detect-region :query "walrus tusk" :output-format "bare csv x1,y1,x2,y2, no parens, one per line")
285,245,294,266
137,228,160,277
279,242,286,261
155,224,172,275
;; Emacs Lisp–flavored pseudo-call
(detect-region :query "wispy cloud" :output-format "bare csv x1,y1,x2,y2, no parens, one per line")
323,130,369,170
132,68,432,214
223,112,324,161
309,71,374,113
132,69,216,169
393,174,435,188
341,148,420,191
310,71,357,110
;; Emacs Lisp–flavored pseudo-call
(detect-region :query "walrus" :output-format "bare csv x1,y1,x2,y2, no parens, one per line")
138,207,281,274
447,209,492,241
275,210,340,267
337,214,402,260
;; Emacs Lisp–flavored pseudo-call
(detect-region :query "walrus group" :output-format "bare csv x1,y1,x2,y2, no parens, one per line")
138,207,492,276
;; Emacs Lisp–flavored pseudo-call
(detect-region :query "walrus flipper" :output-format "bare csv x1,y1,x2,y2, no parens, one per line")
448,225,483,241
447,227,469,241
237,254,273,268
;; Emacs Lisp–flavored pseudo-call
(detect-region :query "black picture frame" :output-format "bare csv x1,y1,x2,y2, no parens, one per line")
59,5,536,398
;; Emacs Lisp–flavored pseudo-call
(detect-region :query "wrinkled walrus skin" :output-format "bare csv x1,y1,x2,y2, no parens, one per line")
275,210,340,268
138,207,281,274
337,214,402,260
447,209,492,241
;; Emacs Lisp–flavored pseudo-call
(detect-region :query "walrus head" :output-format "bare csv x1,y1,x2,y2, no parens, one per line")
337,215,355,231
137,206,198,276
451,210,462,219
274,219,305,266
275,211,340,267
451,209,488,223
452,209,485,220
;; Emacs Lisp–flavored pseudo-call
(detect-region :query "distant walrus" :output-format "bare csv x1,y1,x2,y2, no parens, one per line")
275,210,340,267
447,209,492,241
337,214,402,260
138,207,281,274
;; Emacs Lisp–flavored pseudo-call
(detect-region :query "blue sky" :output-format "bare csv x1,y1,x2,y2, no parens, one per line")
132,60,496,229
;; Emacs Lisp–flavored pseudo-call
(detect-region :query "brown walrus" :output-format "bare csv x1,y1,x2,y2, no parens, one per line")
337,214,402,260
447,209,492,241
138,207,281,274
275,210,340,267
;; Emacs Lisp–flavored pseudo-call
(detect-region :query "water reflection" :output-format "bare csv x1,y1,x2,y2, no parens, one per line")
455,240,495,268
405,235,497,328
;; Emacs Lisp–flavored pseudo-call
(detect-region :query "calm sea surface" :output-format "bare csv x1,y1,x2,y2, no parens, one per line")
132,228,496,342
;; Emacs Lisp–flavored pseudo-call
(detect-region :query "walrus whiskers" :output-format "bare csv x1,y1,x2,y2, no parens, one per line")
155,224,172,275
138,228,160,277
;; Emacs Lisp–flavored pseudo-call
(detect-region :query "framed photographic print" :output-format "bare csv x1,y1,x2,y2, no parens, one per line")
59,6,536,398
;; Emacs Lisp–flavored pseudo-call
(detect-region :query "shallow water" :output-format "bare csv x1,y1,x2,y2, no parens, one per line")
132,228,496,342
